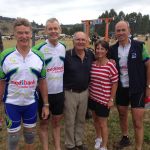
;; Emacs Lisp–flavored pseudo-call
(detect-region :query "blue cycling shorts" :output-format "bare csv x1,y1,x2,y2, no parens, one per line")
5,102,37,133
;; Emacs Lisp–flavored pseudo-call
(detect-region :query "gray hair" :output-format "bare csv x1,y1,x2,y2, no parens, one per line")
13,18,32,31
45,18,61,28
73,31,87,40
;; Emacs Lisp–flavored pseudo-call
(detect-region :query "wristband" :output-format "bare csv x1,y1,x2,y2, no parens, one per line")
43,103,49,107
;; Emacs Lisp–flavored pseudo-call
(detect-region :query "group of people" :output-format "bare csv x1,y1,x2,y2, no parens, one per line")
0,17,150,150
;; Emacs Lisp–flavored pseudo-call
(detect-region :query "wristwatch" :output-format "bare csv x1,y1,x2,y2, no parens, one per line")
147,84,150,89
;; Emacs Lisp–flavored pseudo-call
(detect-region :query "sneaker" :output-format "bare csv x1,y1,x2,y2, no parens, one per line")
118,136,131,148
94,138,102,149
99,147,107,150
76,144,88,150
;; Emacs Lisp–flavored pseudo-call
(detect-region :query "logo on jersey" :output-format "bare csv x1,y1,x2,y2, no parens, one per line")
11,80,36,88
47,66,64,73
9,57,18,64
43,48,49,53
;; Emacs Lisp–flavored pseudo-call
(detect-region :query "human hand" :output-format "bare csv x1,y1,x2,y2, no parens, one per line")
42,106,49,120
107,100,114,109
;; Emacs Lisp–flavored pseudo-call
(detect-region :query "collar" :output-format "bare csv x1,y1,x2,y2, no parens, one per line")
71,48,88,57
15,47,32,57
46,39,59,47
119,38,131,48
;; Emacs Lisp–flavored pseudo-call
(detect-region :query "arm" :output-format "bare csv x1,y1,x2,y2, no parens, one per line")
38,78,49,119
145,59,150,97
108,82,118,109
142,44,150,97
0,80,5,104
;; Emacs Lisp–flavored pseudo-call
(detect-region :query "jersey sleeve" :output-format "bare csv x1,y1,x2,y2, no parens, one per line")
31,48,46,79
0,51,6,80
32,42,47,51
142,44,150,62
40,61,46,79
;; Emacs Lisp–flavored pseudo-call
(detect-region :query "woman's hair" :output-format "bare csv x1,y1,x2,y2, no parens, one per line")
94,40,110,58
94,40,109,51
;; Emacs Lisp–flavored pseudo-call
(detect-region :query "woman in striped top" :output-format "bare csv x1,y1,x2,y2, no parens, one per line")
89,40,118,150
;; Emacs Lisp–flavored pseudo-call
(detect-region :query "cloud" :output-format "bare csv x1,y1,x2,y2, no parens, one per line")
0,0,150,24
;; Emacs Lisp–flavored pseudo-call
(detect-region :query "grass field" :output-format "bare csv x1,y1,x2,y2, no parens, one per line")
0,37,150,150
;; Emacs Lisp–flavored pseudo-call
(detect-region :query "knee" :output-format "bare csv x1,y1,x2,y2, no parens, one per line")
133,120,143,130
99,121,107,129
52,117,61,128
94,116,99,125
119,111,127,120
8,132,20,150
23,130,35,144
40,120,49,130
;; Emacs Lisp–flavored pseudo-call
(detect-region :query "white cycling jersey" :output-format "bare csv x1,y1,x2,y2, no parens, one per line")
0,48,46,106
33,40,66,94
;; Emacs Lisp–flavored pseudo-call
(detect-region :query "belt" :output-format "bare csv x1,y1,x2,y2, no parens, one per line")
66,88,87,93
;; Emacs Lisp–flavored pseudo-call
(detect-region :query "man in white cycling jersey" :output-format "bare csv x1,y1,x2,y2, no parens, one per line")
0,18,49,150
33,18,65,150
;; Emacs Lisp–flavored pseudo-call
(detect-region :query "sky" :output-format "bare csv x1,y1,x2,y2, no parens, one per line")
0,0,150,25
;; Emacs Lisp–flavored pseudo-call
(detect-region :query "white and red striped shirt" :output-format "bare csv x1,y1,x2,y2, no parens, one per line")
89,61,118,106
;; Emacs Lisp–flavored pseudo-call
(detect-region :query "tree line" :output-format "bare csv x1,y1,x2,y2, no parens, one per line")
61,9,150,37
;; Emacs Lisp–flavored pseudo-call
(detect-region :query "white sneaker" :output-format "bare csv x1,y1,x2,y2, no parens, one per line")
94,138,102,149
99,147,107,150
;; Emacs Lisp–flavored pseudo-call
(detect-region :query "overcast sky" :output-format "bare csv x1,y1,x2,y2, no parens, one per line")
0,0,149,25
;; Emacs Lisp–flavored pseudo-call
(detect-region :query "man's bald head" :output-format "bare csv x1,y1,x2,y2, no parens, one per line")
115,20,130,45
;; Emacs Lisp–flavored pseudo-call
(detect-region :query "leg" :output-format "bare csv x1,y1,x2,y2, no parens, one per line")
64,90,77,149
51,114,63,150
115,88,131,148
88,100,102,149
8,131,20,150
5,104,22,150
75,90,88,147
38,93,50,150
92,111,101,139
23,127,36,150
39,119,49,150
117,105,129,136
92,112,102,149
50,92,64,150
22,102,37,150
98,117,108,148
131,108,144,150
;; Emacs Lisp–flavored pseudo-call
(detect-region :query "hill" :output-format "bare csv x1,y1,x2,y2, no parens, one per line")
0,16,83,36
0,16,45,35
0,16,16,35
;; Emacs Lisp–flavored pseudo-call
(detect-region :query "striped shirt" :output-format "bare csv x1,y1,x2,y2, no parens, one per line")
89,61,118,106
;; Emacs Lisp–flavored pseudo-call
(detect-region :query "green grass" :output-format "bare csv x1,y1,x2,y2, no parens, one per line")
0,107,150,150
2,36,150,52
